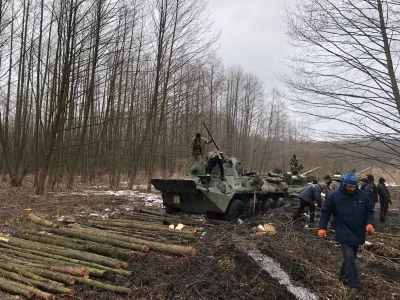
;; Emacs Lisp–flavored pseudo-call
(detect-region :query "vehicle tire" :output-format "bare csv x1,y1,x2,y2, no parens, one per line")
224,199,246,221
275,197,285,208
206,211,222,220
261,198,272,212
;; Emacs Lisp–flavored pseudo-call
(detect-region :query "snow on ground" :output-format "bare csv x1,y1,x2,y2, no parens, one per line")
249,250,318,300
53,188,163,207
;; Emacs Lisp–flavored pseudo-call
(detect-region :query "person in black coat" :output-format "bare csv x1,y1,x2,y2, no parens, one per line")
292,183,324,223
359,178,373,207
366,174,378,208
318,172,375,291
376,177,392,222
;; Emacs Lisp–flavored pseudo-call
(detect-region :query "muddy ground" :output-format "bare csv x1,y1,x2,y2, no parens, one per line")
0,181,399,300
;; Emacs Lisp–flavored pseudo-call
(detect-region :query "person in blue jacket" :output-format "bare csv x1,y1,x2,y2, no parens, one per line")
292,182,324,223
318,172,375,291
359,177,373,207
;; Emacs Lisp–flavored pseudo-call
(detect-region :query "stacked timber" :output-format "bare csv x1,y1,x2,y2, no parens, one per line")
0,208,203,299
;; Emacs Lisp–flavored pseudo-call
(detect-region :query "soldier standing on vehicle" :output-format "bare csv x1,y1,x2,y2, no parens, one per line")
190,133,212,162
289,154,300,175
377,177,392,223
290,154,299,166
205,150,226,181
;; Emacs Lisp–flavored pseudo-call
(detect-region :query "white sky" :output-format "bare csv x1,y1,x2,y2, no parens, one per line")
208,0,296,88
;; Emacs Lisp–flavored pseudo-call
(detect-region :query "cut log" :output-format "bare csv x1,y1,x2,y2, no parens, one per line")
0,234,126,269
0,245,106,277
0,277,35,299
0,275,55,300
16,231,140,261
0,243,131,276
87,224,198,242
0,261,75,285
1,252,90,278
44,227,149,253
25,210,58,228
67,224,197,256
87,219,198,235
0,268,74,295
137,208,209,226
0,261,62,286
74,276,132,295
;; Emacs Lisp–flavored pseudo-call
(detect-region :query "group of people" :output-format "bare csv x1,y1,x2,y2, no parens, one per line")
191,137,394,293
293,170,394,293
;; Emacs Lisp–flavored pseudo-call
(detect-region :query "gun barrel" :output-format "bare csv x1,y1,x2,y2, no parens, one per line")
355,167,371,176
203,122,220,151
300,167,320,177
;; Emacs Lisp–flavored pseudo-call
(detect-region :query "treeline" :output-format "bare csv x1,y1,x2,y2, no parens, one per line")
0,0,308,194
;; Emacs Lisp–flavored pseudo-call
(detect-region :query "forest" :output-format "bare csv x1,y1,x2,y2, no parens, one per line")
0,1,398,299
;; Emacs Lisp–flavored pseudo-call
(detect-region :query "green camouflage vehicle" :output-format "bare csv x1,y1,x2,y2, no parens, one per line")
267,167,320,196
151,157,288,221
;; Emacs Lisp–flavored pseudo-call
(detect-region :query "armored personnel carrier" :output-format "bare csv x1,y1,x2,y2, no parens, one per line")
268,167,320,196
151,156,288,221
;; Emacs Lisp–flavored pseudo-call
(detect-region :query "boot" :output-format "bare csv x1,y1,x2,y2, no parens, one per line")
310,212,315,223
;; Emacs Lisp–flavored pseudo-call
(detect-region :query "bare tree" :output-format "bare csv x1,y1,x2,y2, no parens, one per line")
283,0,400,168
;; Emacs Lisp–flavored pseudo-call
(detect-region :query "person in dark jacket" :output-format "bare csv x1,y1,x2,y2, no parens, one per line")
318,172,375,291
377,177,392,222
205,150,226,181
292,183,324,223
366,174,378,208
359,178,373,207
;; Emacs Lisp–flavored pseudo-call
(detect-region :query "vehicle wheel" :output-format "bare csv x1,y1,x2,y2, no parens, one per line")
261,198,272,212
275,197,285,208
224,199,245,221
206,211,222,220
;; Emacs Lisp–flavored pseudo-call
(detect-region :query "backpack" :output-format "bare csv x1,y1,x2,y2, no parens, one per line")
193,137,202,154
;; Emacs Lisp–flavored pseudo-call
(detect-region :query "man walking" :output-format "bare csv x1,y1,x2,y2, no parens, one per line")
292,182,324,223
318,172,375,291
377,177,392,223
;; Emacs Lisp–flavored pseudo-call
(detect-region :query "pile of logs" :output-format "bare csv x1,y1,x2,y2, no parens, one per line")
0,208,205,299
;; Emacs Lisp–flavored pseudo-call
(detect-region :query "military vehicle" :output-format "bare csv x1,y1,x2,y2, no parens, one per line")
329,167,371,184
151,156,288,221
268,167,320,196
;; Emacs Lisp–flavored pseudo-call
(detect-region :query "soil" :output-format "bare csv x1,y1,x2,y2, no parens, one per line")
0,181,399,300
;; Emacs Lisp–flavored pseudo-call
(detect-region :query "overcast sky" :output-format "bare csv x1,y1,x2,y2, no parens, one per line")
208,0,296,88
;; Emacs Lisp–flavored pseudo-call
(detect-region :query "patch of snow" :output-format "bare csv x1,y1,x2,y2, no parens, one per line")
249,250,318,300
364,241,372,246
52,187,163,207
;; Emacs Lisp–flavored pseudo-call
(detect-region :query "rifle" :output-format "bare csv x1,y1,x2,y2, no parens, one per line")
203,122,220,151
